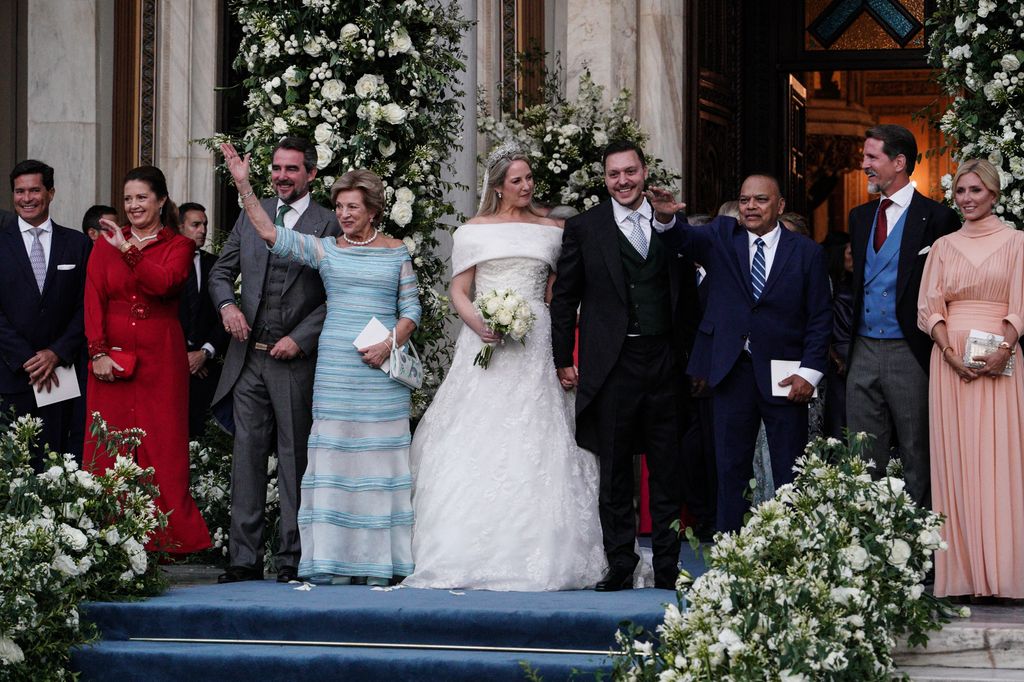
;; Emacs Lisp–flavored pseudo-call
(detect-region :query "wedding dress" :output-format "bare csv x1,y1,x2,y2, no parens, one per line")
404,223,608,591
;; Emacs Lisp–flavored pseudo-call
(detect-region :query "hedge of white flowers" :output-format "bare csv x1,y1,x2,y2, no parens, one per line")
613,435,961,682
929,1,1024,226
207,0,471,412
478,72,680,213
0,414,165,679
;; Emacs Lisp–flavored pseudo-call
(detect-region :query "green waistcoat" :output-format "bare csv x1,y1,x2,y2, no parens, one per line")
617,229,672,336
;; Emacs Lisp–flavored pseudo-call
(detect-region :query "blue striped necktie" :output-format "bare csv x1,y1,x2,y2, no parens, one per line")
751,237,766,301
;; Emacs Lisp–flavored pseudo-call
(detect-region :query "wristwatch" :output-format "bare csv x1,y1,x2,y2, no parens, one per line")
998,341,1016,355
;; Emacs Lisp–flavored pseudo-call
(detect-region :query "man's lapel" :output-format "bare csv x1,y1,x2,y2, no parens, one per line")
759,228,795,302
596,202,628,305
896,191,926,301
732,224,754,301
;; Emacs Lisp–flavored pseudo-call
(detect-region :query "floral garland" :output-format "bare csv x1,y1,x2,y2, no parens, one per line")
205,0,471,411
613,435,961,681
477,72,681,212
928,1,1024,226
0,413,166,678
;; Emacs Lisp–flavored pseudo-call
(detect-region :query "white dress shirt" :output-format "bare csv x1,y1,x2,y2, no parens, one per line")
19,216,53,267
877,181,915,238
277,192,312,231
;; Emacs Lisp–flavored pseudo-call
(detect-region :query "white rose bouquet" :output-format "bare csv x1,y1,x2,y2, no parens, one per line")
472,288,535,368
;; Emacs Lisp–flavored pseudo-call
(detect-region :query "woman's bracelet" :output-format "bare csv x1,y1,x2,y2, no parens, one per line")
91,352,108,361
941,346,954,357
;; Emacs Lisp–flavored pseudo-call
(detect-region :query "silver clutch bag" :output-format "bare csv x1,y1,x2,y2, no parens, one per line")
389,329,423,389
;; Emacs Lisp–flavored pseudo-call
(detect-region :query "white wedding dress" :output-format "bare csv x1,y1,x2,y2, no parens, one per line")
404,223,608,591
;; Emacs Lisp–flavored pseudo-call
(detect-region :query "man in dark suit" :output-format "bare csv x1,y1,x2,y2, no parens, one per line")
177,202,229,440
209,137,339,584
846,125,959,506
551,140,695,591
0,160,90,468
649,174,833,533
82,204,118,242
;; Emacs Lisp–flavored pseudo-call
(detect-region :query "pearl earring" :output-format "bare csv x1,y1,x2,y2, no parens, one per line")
497,192,503,199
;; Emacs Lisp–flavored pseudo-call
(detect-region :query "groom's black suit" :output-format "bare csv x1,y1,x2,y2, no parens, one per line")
551,199,696,583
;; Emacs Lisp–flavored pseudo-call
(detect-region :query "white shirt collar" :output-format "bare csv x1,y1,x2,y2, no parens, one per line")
611,197,652,226
18,216,53,234
883,181,915,209
277,191,312,217
747,223,782,248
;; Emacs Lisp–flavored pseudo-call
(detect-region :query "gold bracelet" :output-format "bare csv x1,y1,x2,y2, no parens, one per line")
941,346,953,355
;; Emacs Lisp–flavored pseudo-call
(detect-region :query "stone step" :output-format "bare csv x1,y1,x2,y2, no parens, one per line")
895,604,1024,674
899,666,1024,681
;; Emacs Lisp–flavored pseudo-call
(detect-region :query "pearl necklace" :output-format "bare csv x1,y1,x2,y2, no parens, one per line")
131,229,159,243
342,228,378,246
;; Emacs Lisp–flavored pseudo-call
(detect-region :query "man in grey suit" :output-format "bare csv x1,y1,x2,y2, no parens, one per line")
209,137,339,583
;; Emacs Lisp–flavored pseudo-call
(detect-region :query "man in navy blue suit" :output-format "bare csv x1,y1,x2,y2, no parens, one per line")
0,160,91,468
649,175,832,532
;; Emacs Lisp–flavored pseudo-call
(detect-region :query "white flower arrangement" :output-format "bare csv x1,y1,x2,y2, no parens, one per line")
478,71,680,213
613,434,963,681
471,288,536,368
205,0,471,407
0,413,166,678
929,1,1024,226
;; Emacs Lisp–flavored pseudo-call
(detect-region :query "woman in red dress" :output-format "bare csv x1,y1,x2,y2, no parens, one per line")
84,166,210,554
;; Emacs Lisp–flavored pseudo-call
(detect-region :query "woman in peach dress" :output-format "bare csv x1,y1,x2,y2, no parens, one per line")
918,158,1024,600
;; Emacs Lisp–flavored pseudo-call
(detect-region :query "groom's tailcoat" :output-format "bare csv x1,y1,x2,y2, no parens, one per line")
551,201,696,453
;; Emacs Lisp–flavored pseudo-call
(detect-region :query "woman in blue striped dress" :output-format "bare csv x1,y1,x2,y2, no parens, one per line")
222,144,421,586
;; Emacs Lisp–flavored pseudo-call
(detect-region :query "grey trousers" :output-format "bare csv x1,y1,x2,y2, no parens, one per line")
228,350,315,571
846,336,931,506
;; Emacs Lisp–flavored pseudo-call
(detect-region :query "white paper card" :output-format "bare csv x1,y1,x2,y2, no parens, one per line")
770,360,818,398
34,365,81,407
352,316,390,373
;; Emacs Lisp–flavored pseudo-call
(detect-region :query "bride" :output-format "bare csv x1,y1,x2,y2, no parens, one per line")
403,144,607,591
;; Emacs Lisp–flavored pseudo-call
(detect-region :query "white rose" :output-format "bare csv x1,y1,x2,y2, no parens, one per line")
129,549,148,574
1001,54,1021,72
395,187,415,204
509,319,529,340
495,309,513,327
303,39,322,57
887,538,912,567
379,140,396,157
717,628,744,656
389,201,413,227
381,103,407,125
122,537,143,556
829,586,861,604
878,477,905,498
0,637,25,664
779,671,808,682
484,297,502,315
52,553,80,576
388,28,413,56
354,74,379,99
321,79,345,102
403,236,417,255
269,94,283,106
104,527,121,546
340,23,359,41
909,584,924,600
282,66,303,87
59,523,89,552
315,144,334,169
843,544,870,570
823,651,847,671
314,122,335,145
917,527,942,550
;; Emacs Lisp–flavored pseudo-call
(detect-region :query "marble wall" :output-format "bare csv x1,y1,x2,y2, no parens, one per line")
154,0,219,240
24,0,114,228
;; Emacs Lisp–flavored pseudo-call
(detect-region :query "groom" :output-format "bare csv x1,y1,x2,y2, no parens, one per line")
550,140,693,591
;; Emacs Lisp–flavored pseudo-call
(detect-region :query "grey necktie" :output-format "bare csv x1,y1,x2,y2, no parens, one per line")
626,211,649,259
29,227,47,293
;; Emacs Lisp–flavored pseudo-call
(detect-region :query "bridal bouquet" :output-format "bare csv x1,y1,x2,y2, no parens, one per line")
473,289,535,368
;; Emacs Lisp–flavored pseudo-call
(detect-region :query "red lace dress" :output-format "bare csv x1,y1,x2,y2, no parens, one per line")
84,227,210,554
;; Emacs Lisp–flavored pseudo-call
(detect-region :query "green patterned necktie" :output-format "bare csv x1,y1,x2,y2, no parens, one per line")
275,204,291,228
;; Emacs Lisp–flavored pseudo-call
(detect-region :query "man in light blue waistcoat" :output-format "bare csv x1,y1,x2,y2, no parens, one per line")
846,125,959,506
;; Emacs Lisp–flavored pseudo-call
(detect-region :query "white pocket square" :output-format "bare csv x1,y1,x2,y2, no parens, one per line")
917,246,930,256
56,264,76,270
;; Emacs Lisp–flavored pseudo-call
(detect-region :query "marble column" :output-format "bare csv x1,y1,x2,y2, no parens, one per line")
24,0,113,229
637,0,685,194
154,0,218,241
564,0,638,105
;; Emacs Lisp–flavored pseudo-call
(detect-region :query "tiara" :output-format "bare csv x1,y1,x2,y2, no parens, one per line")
485,140,522,169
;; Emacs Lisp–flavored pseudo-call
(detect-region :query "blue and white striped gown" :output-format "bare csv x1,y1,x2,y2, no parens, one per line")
271,227,421,579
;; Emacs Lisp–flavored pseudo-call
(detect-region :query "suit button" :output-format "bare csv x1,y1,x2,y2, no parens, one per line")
741,334,747,340
882,291,888,297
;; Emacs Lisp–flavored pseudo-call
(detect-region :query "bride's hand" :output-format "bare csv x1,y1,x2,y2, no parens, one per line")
476,324,502,344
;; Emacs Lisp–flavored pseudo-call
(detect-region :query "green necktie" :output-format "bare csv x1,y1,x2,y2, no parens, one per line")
275,204,292,228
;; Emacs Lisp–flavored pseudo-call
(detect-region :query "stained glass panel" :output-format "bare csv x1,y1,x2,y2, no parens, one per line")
805,0,926,51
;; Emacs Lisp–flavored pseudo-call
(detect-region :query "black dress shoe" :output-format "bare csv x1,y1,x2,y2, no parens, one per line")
217,565,264,584
276,567,298,583
595,567,634,592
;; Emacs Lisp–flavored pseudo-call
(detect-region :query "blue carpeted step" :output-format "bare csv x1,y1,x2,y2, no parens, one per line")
82,582,673,651
72,639,616,681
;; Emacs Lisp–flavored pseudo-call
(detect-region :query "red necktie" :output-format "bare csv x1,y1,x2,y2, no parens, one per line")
874,198,894,252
